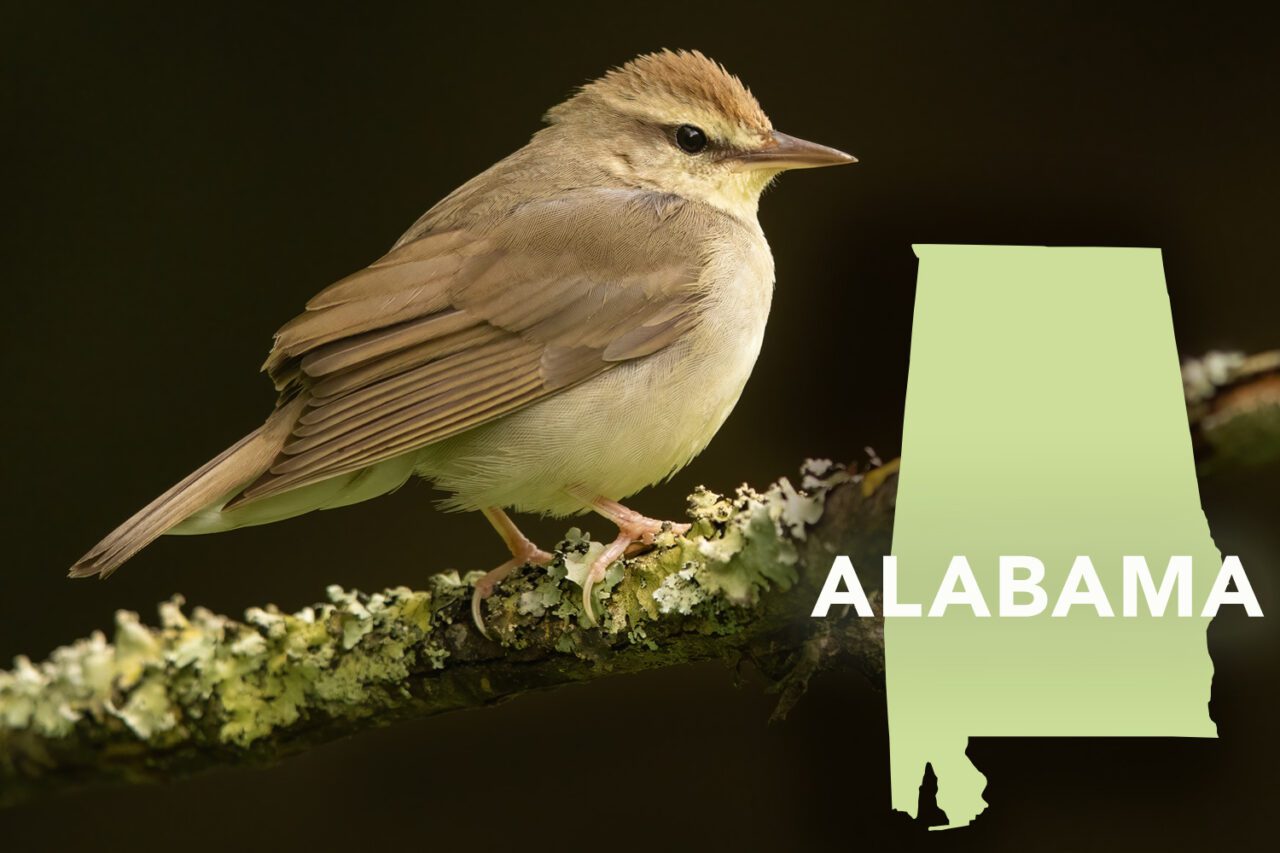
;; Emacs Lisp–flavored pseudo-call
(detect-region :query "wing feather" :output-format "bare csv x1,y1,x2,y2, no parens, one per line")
285,339,537,450
238,374,545,500
299,308,477,377
306,325,503,400
305,230,473,309
232,188,718,509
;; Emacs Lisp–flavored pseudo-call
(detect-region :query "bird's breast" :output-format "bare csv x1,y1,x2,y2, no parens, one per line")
416,225,775,516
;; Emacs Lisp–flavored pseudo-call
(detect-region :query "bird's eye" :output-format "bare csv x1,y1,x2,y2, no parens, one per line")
674,124,708,154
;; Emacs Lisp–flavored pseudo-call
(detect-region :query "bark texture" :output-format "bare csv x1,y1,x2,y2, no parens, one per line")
0,460,896,807
2,349,1276,807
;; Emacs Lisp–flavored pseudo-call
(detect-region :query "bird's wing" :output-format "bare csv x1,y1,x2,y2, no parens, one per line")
231,189,711,506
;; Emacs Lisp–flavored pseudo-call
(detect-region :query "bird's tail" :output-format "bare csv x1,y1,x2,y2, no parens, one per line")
68,398,304,579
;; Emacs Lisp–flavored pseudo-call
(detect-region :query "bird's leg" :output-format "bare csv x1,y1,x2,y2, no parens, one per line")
576,495,691,626
471,507,554,636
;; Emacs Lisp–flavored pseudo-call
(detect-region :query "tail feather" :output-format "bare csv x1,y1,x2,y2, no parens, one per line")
68,399,304,579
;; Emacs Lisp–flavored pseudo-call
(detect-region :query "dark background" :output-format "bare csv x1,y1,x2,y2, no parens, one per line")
2,2,1277,849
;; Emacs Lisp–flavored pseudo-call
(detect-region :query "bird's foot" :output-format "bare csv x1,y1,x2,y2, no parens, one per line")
580,502,691,626
472,508,554,637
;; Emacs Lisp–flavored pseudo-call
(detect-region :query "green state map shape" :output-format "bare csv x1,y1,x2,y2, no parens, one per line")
887,245,1217,828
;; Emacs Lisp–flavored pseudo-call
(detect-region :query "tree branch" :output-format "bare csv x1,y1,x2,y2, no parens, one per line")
1184,349,1280,472
0,461,896,807
2,349,1276,807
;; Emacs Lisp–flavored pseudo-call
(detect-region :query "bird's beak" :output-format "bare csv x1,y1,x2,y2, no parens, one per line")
729,130,857,171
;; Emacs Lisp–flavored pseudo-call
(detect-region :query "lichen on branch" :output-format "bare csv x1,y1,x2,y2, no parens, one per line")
0,459,894,806
4,348,1275,808
1184,349,1280,471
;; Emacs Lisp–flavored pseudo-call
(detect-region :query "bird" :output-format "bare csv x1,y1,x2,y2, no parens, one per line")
68,49,856,633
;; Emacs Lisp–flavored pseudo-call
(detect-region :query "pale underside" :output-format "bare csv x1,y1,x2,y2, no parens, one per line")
174,188,774,533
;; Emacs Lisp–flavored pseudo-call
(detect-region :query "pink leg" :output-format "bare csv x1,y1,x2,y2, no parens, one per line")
471,507,553,636
574,493,690,626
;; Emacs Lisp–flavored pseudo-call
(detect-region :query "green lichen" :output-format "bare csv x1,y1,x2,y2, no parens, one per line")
653,564,707,615
0,584,463,750
464,464,846,643
0,461,852,763
642,461,849,623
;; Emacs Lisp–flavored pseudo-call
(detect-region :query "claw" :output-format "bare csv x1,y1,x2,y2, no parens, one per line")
470,549,553,637
578,515,690,627
472,507,553,637
580,530,632,626
471,588,489,638
472,595,484,637
471,557,520,638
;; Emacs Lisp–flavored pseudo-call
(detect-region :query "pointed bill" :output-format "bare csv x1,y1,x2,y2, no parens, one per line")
729,131,857,171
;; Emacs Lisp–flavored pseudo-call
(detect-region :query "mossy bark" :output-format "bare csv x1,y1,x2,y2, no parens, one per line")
0,461,896,807
2,349,1276,808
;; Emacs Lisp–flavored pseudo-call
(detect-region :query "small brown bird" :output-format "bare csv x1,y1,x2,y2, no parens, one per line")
69,50,855,631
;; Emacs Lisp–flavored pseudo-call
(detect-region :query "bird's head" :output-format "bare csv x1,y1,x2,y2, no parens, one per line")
542,50,855,218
